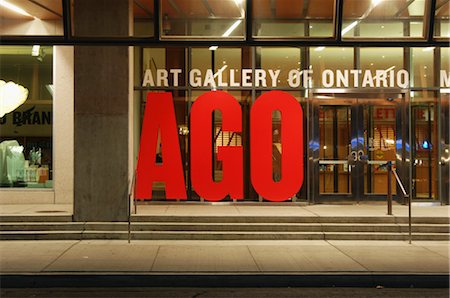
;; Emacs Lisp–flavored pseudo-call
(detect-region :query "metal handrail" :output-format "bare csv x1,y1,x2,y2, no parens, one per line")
392,169,408,198
385,161,412,244
127,170,137,244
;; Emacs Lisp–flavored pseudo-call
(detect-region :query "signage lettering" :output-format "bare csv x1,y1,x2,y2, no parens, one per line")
136,91,304,202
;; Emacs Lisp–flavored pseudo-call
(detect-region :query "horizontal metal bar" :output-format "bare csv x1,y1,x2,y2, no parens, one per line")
319,160,348,165
367,160,396,165
0,36,449,47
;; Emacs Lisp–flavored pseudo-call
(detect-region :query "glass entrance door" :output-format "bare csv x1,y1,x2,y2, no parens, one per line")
309,93,408,202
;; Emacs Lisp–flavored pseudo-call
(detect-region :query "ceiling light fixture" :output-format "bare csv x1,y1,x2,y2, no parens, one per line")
0,80,29,118
341,21,358,36
222,20,242,37
372,0,383,7
209,46,218,51
315,46,326,52
0,0,34,18
423,47,435,52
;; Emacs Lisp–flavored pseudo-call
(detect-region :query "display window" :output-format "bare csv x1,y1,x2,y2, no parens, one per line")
0,46,53,189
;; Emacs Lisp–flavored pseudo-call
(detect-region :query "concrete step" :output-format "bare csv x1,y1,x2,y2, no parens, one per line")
131,215,450,224
1,222,448,233
0,230,448,241
0,215,72,222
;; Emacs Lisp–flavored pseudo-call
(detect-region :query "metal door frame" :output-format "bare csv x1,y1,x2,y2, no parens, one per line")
307,89,411,204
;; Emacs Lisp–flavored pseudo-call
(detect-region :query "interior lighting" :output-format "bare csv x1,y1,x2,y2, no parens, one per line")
0,0,34,18
31,45,40,57
342,21,358,36
315,46,326,52
222,20,242,37
209,46,218,51
372,0,383,7
423,47,435,52
234,0,243,4
0,80,29,118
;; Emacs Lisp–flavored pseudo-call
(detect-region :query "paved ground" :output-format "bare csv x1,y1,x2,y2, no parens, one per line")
1,202,449,218
1,203,448,289
1,240,448,274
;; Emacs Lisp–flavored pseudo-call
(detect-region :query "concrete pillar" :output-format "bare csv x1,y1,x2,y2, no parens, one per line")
73,0,129,221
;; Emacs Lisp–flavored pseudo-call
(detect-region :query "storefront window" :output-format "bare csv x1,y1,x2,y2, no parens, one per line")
0,0,63,36
342,0,428,39
411,47,434,88
411,91,438,200
309,47,354,88
435,0,450,38
253,0,335,38
0,46,53,188
259,47,302,88
359,47,404,78
160,0,245,39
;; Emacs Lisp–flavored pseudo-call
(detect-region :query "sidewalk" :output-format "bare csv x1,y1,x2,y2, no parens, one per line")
1,202,449,218
1,203,449,287
1,239,449,287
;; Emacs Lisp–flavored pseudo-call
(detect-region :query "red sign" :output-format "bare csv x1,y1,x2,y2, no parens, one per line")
136,90,304,202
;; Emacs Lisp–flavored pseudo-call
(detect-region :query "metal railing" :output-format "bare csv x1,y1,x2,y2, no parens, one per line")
127,170,137,244
386,161,412,244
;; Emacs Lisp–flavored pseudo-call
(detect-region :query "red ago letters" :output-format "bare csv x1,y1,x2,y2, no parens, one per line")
191,91,243,201
135,92,187,200
136,90,304,202
251,91,304,201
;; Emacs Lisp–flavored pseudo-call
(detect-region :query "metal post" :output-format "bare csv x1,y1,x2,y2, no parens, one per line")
408,194,412,244
387,161,393,215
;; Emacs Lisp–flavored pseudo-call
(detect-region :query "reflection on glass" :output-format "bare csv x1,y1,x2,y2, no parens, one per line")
359,48,404,84
161,0,245,38
412,48,434,87
0,46,53,188
319,107,351,194
342,0,428,38
411,92,438,200
134,0,154,36
435,0,450,38
259,47,301,87
253,0,335,37
0,0,63,36
364,104,397,195
309,47,353,88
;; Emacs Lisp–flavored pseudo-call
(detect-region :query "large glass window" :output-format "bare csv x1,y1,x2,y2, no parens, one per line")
411,47,434,87
342,0,429,39
0,46,53,189
160,0,245,39
253,0,335,38
0,0,63,36
435,0,450,38
309,47,354,88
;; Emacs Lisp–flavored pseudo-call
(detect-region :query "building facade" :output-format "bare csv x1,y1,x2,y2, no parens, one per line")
0,0,449,221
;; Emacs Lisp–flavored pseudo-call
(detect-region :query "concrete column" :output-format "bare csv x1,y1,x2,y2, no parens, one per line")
73,0,129,221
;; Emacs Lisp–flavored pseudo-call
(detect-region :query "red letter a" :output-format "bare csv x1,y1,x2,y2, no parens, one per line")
135,92,186,200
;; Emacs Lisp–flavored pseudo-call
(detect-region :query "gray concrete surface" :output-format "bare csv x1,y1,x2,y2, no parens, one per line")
72,0,129,222
1,240,448,274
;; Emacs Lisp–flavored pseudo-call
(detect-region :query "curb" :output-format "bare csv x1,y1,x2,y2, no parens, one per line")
2,273,449,288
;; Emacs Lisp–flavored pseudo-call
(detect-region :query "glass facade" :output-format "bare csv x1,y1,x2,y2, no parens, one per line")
134,44,449,203
0,0,448,206
0,46,53,189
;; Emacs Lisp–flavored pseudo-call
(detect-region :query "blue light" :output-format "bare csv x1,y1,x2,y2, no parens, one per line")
422,140,430,149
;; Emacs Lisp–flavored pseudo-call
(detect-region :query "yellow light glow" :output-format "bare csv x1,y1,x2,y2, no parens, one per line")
0,80,29,118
